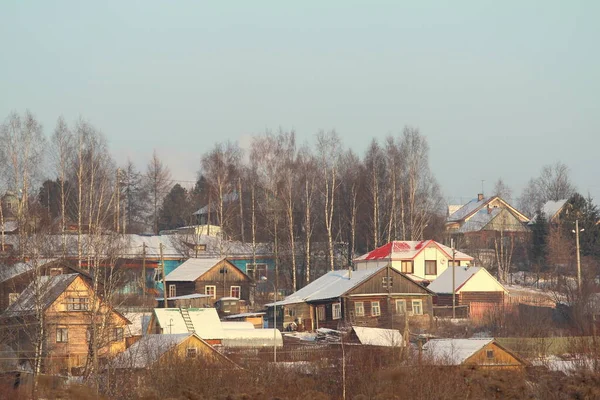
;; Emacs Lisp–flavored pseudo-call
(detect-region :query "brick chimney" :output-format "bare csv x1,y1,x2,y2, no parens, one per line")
477,193,484,201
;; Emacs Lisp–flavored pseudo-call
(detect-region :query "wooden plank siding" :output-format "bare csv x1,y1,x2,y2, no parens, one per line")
464,341,526,369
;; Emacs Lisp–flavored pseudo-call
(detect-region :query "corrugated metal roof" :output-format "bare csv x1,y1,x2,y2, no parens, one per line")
352,326,403,347
0,259,57,283
269,267,386,306
423,338,494,365
456,209,501,233
4,273,78,316
112,333,193,369
152,308,225,339
447,197,489,222
164,258,224,282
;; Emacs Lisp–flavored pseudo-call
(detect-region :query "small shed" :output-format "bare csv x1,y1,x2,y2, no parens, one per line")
349,326,404,347
222,312,266,329
422,338,527,369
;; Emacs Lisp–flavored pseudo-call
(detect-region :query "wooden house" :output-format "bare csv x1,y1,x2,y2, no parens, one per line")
423,338,527,369
427,266,508,308
164,258,253,305
0,273,130,375
354,240,473,282
267,265,434,331
111,333,235,370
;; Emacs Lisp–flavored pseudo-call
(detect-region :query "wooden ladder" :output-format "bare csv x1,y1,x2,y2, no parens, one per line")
180,308,195,333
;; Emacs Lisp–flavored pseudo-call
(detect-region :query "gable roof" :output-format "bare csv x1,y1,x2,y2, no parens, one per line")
164,258,238,282
426,266,507,294
152,308,225,339
270,266,432,307
0,259,59,283
423,338,494,365
3,273,79,317
447,196,529,224
531,199,569,223
354,240,473,262
352,326,403,347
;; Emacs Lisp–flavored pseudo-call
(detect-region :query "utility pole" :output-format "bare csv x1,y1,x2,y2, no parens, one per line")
575,219,582,294
451,238,456,319
142,242,147,301
160,243,167,308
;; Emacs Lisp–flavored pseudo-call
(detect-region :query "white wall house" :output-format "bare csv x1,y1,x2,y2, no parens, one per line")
353,240,473,282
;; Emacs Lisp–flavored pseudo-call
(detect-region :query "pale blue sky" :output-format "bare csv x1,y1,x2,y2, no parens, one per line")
1,1,598,204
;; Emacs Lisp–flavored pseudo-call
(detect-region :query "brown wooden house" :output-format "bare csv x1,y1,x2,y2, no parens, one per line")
267,265,434,331
0,273,130,375
0,258,87,312
423,338,528,369
164,258,253,305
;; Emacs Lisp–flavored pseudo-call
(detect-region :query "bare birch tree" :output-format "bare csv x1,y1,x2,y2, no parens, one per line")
145,150,172,234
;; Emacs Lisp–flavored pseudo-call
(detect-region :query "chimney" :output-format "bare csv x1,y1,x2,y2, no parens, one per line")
487,204,491,214
477,193,484,201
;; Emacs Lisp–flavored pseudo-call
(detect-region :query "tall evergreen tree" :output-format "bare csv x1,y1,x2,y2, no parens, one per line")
158,184,191,231
530,209,549,270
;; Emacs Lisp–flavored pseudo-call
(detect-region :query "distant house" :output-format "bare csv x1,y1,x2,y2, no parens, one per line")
446,194,530,232
354,240,473,282
0,273,130,374
530,199,569,224
267,265,434,331
164,258,253,304
423,338,527,369
427,266,508,307
111,333,235,370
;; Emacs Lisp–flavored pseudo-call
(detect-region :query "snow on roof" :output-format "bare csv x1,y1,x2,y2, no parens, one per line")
447,197,490,222
531,199,569,223
4,273,79,316
354,240,473,262
164,258,224,281
0,259,58,283
112,333,193,369
426,266,481,294
456,208,502,233
221,328,282,348
222,311,265,319
423,338,494,365
122,312,152,337
448,204,465,217
352,326,403,347
0,220,18,233
152,308,225,339
193,192,239,215
269,267,386,306
221,321,255,330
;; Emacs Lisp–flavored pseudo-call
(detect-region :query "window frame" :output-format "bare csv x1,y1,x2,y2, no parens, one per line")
401,260,414,274
230,285,241,299
205,285,216,299
246,263,268,278
425,260,437,275
371,301,381,317
112,327,124,342
486,349,494,359
186,347,198,358
65,297,90,311
332,303,342,320
8,292,19,306
448,260,461,267
317,306,326,321
381,276,393,288
168,284,176,298
354,301,364,317
395,299,406,314
56,327,68,343
411,299,423,315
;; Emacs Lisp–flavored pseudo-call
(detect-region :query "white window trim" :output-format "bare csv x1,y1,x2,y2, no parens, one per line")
168,284,176,298
186,347,198,358
230,285,241,298
371,301,381,317
395,299,406,314
412,300,423,315
205,285,216,299
332,302,342,320
317,306,326,321
354,301,364,317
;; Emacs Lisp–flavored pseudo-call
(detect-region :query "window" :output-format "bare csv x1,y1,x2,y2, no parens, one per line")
286,307,296,317
412,300,423,315
449,260,461,267
230,286,241,299
112,327,124,342
56,327,68,343
8,293,19,306
246,263,267,278
486,349,494,359
382,276,393,288
425,260,437,275
66,297,89,311
205,285,216,299
395,300,406,314
354,301,364,317
371,301,381,316
317,306,325,321
49,267,63,276
186,347,198,358
401,261,414,274
168,284,176,298
332,303,342,320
